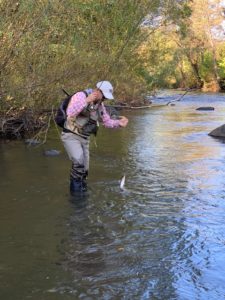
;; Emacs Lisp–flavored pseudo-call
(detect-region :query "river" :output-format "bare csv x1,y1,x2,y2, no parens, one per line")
1,92,225,300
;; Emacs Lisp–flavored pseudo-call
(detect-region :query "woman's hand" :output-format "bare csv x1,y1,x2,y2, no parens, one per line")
119,116,128,127
86,91,101,104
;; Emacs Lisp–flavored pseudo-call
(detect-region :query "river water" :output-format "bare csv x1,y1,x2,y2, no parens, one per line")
1,93,225,300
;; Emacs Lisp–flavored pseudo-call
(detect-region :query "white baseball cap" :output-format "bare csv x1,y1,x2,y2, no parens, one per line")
96,81,114,99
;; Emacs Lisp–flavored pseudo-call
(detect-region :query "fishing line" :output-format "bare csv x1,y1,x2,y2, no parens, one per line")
165,88,198,106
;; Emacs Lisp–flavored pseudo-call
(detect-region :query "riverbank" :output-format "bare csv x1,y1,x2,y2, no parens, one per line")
0,108,49,140
0,100,150,140
1,89,224,141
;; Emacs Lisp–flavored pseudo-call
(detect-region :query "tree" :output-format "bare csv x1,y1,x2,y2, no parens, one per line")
0,0,195,110
187,0,224,91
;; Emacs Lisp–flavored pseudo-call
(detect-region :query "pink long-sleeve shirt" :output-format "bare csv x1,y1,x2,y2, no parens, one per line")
66,91,120,128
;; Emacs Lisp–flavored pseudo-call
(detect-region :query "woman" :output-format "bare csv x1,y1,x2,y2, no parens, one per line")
61,81,128,195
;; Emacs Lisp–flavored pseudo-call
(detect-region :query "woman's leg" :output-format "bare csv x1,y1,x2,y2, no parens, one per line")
61,132,87,193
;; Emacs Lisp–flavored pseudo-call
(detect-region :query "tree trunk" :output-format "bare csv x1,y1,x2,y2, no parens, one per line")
190,62,204,88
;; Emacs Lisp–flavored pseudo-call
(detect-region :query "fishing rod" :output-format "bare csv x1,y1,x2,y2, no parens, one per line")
62,88,70,97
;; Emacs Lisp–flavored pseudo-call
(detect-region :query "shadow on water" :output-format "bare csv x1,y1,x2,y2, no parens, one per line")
1,93,225,299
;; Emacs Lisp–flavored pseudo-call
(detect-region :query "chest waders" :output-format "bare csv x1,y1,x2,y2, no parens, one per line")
62,102,102,195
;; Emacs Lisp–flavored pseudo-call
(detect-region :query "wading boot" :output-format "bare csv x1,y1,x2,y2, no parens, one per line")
81,179,87,192
70,178,87,196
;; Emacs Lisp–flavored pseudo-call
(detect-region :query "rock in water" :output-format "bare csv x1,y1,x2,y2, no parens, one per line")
209,124,225,138
44,149,61,156
25,139,40,145
196,107,215,111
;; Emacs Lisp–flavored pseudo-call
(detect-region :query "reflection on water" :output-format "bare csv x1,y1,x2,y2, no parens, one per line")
1,94,225,299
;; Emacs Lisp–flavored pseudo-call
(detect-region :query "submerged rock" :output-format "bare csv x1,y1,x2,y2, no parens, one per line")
209,124,225,138
196,107,215,111
25,139,41,145
44,149,61,156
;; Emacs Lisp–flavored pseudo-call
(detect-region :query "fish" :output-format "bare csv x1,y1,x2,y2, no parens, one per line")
120,175,126,190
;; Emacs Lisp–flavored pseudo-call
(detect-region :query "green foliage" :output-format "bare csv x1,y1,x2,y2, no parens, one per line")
139,0,225,91
0,0,154,107
217,44,225,79
2,0,223,112
199,51,215,81
0,0,198,109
